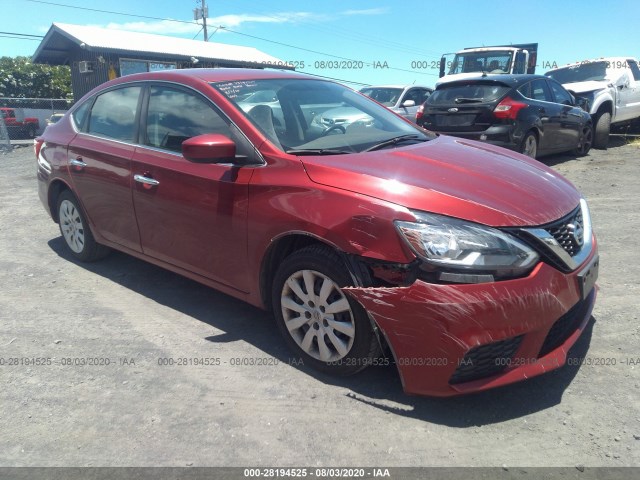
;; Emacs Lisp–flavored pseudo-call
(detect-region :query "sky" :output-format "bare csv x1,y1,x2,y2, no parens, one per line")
2,0,640,89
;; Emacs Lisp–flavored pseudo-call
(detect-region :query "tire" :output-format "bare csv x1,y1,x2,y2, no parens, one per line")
271,245,380,376
520,131,538,158
56,190,110,262
593,111,611,149
27,125,36,139
573,122,593,157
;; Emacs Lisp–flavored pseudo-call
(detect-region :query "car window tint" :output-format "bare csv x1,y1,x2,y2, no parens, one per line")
529,79,552,102
517,82,531,98
627,60,640,81
72,100,91,131
146,86,230,152
87,87,141,142
548,80,573,105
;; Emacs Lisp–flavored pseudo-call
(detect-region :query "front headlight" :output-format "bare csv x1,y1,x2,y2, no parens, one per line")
394,211,539,283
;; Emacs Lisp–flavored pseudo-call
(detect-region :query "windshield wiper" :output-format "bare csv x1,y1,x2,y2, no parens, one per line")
455,97,483,104
285,148,353,155
364,134,425,152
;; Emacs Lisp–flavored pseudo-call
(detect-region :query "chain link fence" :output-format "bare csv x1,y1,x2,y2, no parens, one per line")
0,97,72,142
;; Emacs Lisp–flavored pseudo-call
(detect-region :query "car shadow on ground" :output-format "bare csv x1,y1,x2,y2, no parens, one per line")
48,236,595,427
542,136,630,167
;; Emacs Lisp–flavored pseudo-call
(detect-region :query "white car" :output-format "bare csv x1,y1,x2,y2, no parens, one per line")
545,57,640,148
359,85,433,122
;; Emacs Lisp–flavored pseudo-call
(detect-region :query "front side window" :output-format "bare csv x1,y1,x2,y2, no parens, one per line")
359,87,403,107
548,79,573,105
87,87,141,142
145,86,231,152
627,60,640,81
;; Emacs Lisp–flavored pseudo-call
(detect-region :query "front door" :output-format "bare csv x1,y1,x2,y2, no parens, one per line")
131,84,255,292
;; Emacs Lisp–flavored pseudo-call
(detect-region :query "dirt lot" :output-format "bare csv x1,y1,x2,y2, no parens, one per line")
0,138,638,469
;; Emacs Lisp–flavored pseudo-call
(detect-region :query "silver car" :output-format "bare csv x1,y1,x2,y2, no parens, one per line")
359,85,433,122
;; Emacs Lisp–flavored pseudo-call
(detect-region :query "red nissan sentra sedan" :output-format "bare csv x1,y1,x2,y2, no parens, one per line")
35,69,599,397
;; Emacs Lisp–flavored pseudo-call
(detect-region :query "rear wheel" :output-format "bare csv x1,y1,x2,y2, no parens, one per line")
593,111,611,149
520,131,538,158
57,190,110,262
573,123,593,157
271,245,379,376
27,125,36,139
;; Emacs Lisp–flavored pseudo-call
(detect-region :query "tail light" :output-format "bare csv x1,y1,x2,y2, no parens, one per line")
416,104,425,121
34,138,44,159
493,97,528,120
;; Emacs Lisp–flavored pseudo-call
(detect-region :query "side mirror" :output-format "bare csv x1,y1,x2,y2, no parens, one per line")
402,99,416,108
439,56,446,78
182,134,236,163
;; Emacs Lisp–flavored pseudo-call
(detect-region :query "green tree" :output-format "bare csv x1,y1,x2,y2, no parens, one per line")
0,56,71,98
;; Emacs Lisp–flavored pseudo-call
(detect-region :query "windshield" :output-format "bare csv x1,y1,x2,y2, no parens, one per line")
359,87,403,107
545,61,608,83
427,82,510,105
213,78,429,154
448,51,513,75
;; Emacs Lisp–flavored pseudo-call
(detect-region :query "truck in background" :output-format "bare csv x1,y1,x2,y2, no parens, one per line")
438,43,538,85
0,107,40,139
545,57,640,148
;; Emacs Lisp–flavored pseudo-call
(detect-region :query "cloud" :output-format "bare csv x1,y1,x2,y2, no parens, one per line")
97,11,327,37
341,8,389,16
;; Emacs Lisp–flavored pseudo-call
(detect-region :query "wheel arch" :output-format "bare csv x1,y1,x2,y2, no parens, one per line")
259,232,341,311
593,100,613,118
47,179,73,223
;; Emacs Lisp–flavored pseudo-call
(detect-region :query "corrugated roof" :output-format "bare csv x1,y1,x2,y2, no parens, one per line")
33,22,293,69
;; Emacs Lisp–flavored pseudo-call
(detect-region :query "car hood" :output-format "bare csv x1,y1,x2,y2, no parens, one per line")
300,135,580,227
562,80,611,94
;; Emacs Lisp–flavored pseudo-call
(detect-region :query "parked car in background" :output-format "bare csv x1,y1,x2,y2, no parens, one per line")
0,107,39,138
36,68,598,397
45,113,65,126
545,57,640,148
359,85,433,122
416,74,593,158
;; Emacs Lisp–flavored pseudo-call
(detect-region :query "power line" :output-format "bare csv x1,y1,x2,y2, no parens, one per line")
23,0,196,24
0,31,44,38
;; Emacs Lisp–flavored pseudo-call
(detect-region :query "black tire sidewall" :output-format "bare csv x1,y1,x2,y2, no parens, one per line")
271,246,377,376
593,111,611,149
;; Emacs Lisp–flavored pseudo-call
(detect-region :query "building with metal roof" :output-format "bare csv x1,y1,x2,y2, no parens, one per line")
32,23,294,101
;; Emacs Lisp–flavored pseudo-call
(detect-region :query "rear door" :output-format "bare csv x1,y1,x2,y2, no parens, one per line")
67,86,142,252
518,78,564,152
131,84,256,292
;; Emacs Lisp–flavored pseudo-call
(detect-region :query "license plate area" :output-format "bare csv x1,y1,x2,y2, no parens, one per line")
435,114,475,127
578,254,599,300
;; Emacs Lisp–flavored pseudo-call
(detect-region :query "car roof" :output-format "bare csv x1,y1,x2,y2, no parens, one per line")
436,74,549,89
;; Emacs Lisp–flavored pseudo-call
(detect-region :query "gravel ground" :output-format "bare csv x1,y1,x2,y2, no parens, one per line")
0,138,638,469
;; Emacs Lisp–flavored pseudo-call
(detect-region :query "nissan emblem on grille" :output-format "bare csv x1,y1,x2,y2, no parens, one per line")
568,220,585,247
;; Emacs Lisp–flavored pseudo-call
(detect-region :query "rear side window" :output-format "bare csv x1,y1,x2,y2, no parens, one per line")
145,86,231,152
527,79,553,102
87,87,141,142
71,101,90,130
427,83,510,105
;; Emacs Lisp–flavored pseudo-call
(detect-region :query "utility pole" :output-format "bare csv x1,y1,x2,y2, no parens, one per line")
193,0,209,42
202,0,208,42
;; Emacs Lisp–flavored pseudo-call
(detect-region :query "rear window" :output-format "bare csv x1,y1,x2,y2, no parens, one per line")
427,83,510,105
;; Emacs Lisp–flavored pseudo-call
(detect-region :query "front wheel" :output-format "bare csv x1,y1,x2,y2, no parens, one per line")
271,245,380,376
520,131,538,158
573,123,592,157
593,111,611,149
57,190,110,262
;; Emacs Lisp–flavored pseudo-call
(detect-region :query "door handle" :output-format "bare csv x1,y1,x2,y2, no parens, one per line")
134,174,160,186
69,157,87,168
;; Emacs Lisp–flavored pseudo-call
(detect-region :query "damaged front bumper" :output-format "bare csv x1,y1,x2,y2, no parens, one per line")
344,247,599,397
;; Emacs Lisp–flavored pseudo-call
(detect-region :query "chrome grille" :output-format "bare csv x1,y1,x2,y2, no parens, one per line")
546,207,584,257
